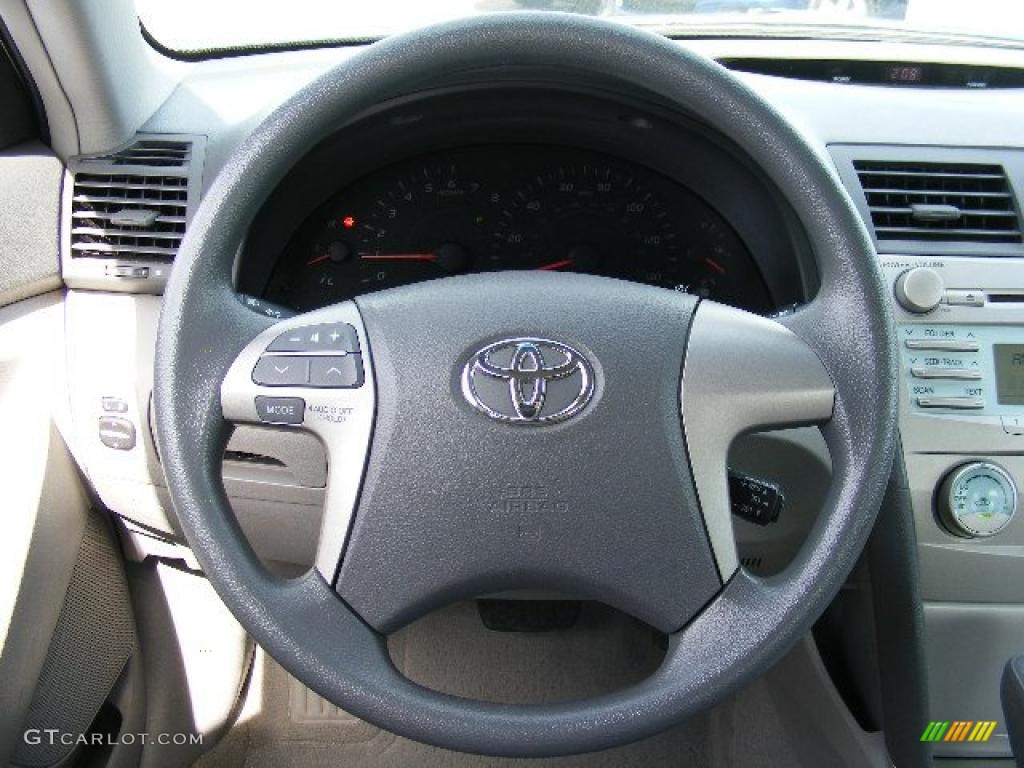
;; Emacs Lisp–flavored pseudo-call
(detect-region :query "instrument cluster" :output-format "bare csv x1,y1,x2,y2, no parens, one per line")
263,145,773,313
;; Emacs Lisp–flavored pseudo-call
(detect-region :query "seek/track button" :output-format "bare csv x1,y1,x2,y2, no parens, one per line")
310,355,364,388
253,356,309,386
255,396,305,425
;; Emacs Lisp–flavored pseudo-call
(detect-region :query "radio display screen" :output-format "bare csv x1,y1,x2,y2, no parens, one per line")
995,344,1024,405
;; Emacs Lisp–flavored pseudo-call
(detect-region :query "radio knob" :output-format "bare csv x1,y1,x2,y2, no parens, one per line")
895,267,944,313
938,461,1018,538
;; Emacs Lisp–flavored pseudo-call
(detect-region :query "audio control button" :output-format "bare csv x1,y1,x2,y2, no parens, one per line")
255,396,305,425
905,339,980,352
1002,416,1024,436
945,290,986,307
309,355,364,388
916,396,985,410
911,367,982,381
895,267,944,313
267,324,359,354
253,356,309,386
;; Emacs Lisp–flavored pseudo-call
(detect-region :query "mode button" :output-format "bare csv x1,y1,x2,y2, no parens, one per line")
255,396,305,425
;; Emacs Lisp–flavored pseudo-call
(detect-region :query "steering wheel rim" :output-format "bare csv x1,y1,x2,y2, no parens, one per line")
154,13,897,758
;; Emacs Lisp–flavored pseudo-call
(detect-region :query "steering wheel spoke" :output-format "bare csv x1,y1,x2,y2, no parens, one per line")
682,301,835,579
221,301,376,582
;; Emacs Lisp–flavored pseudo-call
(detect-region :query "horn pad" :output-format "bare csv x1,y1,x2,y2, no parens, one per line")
336,271,721,634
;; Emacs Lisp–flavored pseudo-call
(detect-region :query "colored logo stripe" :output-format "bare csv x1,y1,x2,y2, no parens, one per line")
969,722,998,742
920,721,997,742
945,721,973,741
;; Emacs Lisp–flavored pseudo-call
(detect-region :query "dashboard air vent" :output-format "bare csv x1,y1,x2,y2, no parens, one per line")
69,140,195,262
854,161,1022,245
106,139,191,167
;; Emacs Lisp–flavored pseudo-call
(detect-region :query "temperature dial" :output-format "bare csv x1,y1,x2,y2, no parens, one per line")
938,461,1018,538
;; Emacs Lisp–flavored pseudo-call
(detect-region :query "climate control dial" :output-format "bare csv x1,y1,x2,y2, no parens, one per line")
938,461,1018,538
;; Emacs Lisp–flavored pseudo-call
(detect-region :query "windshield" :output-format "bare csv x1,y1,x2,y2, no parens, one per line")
138,0,1024,54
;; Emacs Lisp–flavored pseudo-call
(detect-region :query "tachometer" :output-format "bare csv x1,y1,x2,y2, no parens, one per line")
267,161,493,309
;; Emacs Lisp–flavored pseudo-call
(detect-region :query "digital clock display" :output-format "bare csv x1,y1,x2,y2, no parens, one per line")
885,64,925,83
995,344,1024,405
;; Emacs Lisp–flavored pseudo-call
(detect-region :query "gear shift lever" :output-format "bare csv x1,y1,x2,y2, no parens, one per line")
1001,657,1024,764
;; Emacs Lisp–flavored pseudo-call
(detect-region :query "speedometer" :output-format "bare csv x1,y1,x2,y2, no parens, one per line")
490,158,763,308
263,146,773,313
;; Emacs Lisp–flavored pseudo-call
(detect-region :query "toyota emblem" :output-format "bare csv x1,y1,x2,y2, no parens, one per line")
461,338,595,424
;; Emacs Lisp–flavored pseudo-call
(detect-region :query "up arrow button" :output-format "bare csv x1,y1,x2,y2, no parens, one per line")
310,355,364,388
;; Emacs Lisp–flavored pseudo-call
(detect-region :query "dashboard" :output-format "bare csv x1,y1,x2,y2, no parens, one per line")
262,145,772,312
47,32,1024,761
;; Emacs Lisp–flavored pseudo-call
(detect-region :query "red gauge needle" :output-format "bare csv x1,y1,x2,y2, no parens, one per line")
359,252,439,262
704,257,727,275
537,259,575,271
307,242,351,266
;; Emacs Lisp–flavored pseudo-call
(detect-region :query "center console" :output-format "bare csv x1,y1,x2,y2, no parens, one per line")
829,140,1024,759
882,253,1024,759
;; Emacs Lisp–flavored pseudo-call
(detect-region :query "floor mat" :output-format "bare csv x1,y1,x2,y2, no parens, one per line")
193,602,875,768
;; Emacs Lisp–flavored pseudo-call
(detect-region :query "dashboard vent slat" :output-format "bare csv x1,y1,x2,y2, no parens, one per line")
869,206,1017,218
70,242,181,258
70,140,194,262
106,139,191,167
856,169,1006,182
72,227,184,241
72,211,187,225
875,226,1023,239
861,187,1011,200
74,179,190,195
854,160,1022,245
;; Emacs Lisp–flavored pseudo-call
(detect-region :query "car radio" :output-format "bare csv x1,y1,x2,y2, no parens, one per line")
882,254,1024,543
883,256,1024,443
900,321,1024,429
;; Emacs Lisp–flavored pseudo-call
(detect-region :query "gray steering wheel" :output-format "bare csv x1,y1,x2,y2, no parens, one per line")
154,13,897,758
